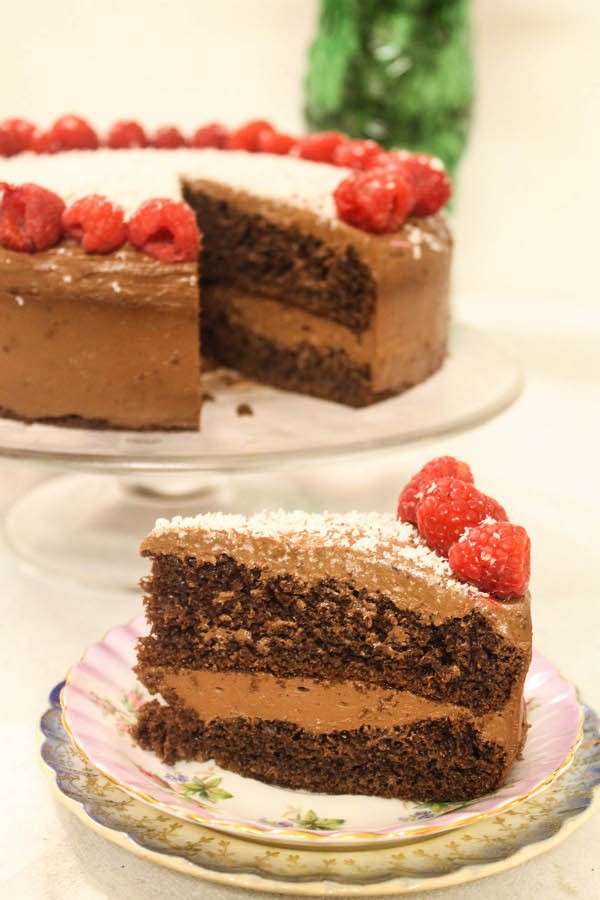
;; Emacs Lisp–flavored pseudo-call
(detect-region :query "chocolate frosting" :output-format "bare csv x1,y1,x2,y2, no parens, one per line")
0,241,200,428
142,665,526,753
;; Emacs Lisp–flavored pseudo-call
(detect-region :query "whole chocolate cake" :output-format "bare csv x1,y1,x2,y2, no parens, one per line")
133,458,532,801
0,118,452,429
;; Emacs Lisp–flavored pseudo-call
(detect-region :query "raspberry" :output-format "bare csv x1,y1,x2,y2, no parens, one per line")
190,123,228,149
332,138,382,170
107,120,148,149
62,195,126,253
0,183,65,252
226,120,274,152
257,129,295,155
0,118,35,157
394,153,451,217
397,456,474,524
294,131,345,163
416,477,508,557
448,523,530,599
364,150,399,169
30,129,62,154
152,126,186,149
48,115,99,151
128,199,200,263
334,167,414,233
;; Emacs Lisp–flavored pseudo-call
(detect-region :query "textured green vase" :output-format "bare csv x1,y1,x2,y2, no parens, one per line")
305,0,474,174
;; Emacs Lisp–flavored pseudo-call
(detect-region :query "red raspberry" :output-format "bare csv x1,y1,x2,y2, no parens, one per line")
128,199,200,263
226,120,274,152
294,131,345,163
416,477,508,557
397,456,474,524
334,167,414,233
332,138,382,170
385,153,451,217
152,126,187,149
107,120,148,149
62,195,126,253
30,128,62,154
364,150,399,169
0,118,35,157
48,115,99,151
190,123,228,149
257,129,295,155
0,183,65,252
448,523,530,599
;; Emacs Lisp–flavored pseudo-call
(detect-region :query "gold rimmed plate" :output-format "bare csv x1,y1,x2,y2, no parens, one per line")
42,685,600,895
60,615,583,848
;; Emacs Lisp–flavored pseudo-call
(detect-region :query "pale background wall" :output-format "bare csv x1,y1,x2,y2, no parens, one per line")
2,0,600,323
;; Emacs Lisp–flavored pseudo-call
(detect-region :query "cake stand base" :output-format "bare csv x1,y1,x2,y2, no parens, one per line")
4,472,314,591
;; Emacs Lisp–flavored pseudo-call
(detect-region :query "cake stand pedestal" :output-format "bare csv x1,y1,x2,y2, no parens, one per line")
1,324,522,590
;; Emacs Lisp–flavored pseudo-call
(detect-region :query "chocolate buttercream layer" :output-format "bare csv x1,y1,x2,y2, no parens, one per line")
137,550,530,715
0,241,201,429
132,698,520,801
137,666,525,749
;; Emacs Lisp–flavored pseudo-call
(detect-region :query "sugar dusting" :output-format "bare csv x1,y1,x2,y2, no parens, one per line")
0,148,349,220
151,510,484,597
405,222,445,257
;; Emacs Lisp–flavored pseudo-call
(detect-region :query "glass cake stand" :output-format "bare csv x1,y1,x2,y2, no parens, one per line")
1,324,522,590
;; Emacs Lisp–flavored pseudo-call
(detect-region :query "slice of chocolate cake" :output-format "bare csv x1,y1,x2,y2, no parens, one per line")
133,505,532,802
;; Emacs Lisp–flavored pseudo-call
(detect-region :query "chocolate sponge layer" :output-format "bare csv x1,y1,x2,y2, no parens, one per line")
132,699,510,802
138,554,528,715
184,187,377,331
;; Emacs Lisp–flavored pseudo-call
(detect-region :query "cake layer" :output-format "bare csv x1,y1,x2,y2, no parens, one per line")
140,513,532,714
133,696,524,802
0,241,200,429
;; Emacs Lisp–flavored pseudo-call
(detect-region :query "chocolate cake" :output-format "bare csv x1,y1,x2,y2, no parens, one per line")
0,145,451,429
133,507,532,801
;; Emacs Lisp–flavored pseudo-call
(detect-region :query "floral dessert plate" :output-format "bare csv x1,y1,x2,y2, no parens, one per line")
61,615,583,848
41,691,600,895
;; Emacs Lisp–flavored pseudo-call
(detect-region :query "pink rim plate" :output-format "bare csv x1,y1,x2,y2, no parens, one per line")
61,615,583,847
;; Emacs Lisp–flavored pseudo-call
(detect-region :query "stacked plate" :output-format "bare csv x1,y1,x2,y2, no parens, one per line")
40,617,599,895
